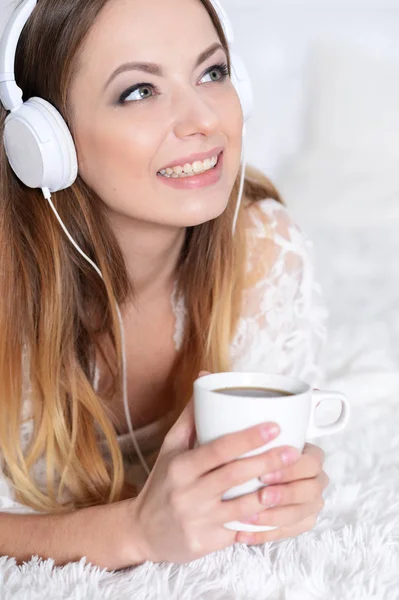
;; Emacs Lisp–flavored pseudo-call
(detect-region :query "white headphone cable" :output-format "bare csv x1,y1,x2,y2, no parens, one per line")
41,136,246,479
232,127,246,235
42,186,151,477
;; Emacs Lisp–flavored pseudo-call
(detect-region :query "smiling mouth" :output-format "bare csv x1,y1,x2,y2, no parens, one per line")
157,152,222,179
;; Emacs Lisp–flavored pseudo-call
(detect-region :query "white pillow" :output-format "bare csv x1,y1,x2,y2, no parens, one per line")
276,42,399,228
276,149,399,228
304,41,399,156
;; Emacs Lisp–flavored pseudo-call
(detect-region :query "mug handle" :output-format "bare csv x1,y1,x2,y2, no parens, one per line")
306,390,350,438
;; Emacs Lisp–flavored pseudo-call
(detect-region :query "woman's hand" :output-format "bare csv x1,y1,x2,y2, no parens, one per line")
235,443,329,545
128,397,303,565
126,363,329,565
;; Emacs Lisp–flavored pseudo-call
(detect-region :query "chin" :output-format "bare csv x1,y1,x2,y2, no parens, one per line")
176,198,229,228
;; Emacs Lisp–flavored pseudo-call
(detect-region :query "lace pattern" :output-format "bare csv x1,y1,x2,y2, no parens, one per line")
230,199,327,384
0,199,327,513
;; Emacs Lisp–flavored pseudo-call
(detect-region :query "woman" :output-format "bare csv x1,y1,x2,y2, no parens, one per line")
0,0,328,570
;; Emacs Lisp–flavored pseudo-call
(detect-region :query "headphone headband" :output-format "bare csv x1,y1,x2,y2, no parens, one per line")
0,0,251,193
0,0,37,111
209,0,235,45
0,0,242,111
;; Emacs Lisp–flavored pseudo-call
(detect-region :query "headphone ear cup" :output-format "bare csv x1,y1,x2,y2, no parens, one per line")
3,97,78,192
230,51,253,123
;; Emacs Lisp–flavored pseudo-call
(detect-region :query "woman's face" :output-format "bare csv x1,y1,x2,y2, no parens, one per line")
69,0,243,229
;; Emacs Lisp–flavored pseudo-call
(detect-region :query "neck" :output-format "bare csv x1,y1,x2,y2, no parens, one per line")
108,212,186,303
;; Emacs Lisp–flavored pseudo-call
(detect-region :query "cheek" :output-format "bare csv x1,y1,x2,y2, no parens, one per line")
75,113,162,200
224,85,244,136
220,91,244,171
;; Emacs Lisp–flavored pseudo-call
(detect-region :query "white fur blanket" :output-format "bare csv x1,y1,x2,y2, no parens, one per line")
1,361,398,599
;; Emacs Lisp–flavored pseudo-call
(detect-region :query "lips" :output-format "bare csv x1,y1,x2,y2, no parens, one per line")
156,149,224,190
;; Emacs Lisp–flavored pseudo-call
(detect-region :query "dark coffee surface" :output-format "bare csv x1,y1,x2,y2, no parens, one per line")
213,387,294,398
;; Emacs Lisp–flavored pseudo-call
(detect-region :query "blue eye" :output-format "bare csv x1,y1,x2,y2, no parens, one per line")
117,62,229,106
118,84,155,105
200,62,230,84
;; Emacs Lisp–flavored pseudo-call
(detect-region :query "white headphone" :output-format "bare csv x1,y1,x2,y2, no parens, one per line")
0,0,252,194
0,0,253,476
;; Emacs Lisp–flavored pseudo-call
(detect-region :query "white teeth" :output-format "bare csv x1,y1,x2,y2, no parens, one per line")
192,161,205,174
183,163,193,174
159,154,220,179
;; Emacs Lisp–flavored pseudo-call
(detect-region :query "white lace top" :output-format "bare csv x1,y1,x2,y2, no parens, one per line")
0,199,327,514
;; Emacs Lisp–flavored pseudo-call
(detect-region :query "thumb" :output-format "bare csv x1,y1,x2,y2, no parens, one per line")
163,371,211,452
198,370,211,378
163,399,195,452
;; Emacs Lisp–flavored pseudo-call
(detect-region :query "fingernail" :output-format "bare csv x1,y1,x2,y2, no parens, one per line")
260,488,280,507
260,423,280,441
260,470,282,484
281,448,300,465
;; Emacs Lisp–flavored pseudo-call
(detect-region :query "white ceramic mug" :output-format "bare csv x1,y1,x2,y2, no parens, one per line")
193,372,350,532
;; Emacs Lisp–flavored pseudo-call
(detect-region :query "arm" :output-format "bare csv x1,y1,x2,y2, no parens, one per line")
232,198,328,384
0,397,143,569
231,199,329,544
0,498,143,570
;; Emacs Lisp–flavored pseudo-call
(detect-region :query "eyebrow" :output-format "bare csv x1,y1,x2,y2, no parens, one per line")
103,42,225,91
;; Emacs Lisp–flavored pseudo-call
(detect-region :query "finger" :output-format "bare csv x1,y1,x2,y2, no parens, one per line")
257,472,329,508
303,443,325,462
198,444,301,500
162,397,196,453
219,472,328,526
260,443,325,486
180,422,285,481
246,500,323,529
162,372,213,452
236,513,319,545
230,474,328,525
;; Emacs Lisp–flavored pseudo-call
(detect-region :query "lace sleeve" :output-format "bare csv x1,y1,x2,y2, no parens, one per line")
230,199,328,385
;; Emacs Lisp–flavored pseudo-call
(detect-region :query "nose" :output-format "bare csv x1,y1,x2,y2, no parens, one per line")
172,86,220,140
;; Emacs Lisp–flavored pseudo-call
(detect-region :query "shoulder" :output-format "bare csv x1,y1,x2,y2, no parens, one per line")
244,198,306,246
231,199,327,381
242,198,312,286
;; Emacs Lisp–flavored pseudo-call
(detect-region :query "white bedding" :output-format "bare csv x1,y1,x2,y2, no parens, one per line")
1,225,398,599
1,1,399,597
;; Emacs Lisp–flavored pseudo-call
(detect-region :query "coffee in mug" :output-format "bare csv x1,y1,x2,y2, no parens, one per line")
214,387,294,398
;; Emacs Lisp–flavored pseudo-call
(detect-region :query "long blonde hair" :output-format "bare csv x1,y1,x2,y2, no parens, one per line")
0,0,283,512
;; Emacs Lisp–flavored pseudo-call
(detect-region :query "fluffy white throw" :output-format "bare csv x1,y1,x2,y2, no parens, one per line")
0,373,398,599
